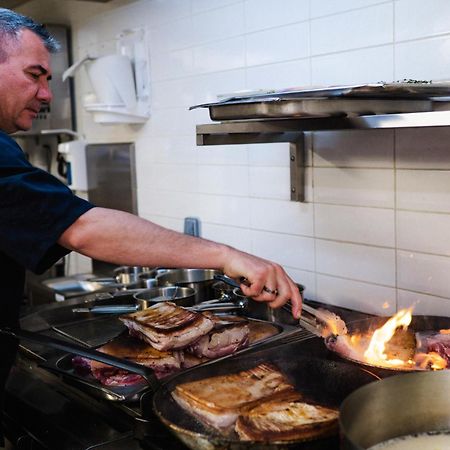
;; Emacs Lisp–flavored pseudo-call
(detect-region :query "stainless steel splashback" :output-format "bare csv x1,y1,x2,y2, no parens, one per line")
86,142,137,274
86,142,137,213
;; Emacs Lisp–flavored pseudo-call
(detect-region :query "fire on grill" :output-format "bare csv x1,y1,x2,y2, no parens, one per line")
322,307,449,371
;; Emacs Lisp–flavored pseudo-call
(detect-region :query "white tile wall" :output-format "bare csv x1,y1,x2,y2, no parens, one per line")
310,3,393,55
313,168,395,207
315,204,395,247
316,240,396,286
38,0,450,315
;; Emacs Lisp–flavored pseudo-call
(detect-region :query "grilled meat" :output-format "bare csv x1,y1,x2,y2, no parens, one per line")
172,363,295,433
119,301,214,351
187,314,250,359
235,391,339,442
73,334,183,385
416,331,450,366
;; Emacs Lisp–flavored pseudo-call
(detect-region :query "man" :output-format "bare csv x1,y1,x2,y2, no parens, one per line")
0,7,302,445
0,4,303,373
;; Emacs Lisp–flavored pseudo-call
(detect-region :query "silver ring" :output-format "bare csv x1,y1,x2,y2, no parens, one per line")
263,286,278,295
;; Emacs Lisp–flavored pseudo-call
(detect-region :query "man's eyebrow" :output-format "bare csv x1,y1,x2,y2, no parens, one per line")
28,64,52,80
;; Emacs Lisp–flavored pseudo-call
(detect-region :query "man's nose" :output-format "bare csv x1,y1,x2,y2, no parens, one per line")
37,82,53,103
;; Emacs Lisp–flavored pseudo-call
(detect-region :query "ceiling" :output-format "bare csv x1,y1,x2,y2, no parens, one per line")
2,0,112,8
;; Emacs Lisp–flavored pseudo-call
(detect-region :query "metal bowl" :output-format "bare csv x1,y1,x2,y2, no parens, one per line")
133,286,196,309
156,269,221,303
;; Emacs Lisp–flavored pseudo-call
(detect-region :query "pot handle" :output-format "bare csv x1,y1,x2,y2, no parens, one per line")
0,328,160,392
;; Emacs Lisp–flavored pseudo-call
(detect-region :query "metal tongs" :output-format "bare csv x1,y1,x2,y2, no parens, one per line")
299,304,348,339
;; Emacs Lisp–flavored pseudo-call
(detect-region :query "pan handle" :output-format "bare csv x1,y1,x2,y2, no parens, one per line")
0,328,160,392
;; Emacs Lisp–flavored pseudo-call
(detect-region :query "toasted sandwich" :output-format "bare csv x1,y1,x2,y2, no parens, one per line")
172,363,295,433
235,391,339,442
119,301,214,351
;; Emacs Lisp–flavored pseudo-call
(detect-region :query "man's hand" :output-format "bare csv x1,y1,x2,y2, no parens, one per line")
222,249,302,319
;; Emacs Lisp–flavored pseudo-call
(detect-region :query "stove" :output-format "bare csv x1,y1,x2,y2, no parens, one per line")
2,293,372,450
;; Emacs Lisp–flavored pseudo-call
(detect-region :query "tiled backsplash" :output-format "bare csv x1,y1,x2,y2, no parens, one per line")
23,0,450,315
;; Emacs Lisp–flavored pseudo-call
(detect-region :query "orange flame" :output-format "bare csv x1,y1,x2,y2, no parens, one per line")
414,352,447,370
363,308,413,367
440,329,450,335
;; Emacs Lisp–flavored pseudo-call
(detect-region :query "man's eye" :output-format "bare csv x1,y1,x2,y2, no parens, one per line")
29,73,40,80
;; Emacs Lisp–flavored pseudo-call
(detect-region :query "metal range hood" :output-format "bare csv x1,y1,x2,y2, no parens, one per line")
2,0,113,8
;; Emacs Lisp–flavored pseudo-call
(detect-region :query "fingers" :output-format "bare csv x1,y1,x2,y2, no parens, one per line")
237,265,303,319
222,249,303,319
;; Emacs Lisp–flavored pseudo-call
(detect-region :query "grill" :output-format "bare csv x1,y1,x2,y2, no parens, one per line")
3,289,372,450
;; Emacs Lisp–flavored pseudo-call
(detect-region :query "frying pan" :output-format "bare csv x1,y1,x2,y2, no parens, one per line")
151,340,379,450
340,370,450,449
1,328,378,450
326,315,450,375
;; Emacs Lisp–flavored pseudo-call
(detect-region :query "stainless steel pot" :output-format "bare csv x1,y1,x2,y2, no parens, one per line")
340,370,450,449
156,269,220,304
133,286,196,308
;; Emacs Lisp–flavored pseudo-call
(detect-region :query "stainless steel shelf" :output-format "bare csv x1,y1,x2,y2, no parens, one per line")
196,109,450,202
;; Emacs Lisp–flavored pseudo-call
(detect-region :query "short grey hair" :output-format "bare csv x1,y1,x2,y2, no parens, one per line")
0,8,60,61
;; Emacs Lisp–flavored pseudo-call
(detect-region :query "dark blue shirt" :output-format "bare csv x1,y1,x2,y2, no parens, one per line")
0,131,94,328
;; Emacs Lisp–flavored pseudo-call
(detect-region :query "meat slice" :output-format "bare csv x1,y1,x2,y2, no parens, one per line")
235,392,339,442
172,363,295,433
416,331,450,367
119,301,214,351
187,314,250,359
73,334,183,385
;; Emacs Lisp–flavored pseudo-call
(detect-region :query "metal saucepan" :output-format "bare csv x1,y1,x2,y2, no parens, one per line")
326,315,450,375
151,338,379,450
156,269,221,304
340,370,450,449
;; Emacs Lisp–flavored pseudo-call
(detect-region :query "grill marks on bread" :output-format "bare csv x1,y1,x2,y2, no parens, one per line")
235,391,339,441
172,363,295,432
173,362,339,442
119,302,215,351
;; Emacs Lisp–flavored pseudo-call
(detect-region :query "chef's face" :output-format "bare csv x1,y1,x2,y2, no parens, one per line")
0,29,53,134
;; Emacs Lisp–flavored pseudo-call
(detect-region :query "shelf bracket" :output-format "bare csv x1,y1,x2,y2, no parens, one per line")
290,135,305,202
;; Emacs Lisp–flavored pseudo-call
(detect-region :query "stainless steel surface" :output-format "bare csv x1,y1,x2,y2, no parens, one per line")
71,296,247,314
340,370,450,450
134,286,196,308
4,0,113,7
191,83,450,107
86,143,137,214
195,86,450,203
86,143,137,274
156,269,221,303
207,98,432,121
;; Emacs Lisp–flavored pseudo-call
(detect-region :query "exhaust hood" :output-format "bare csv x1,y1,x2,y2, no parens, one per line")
3,0,113,8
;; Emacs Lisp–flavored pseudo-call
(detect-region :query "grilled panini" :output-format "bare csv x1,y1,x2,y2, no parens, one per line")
73,334,183,385
119,301,214,351
235,392,339,441
172,363,295,433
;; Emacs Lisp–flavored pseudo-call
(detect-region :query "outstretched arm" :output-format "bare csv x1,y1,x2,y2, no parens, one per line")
58,207,302,318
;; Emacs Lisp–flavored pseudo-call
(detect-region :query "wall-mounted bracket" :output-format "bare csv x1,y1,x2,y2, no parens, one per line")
289,137,305,202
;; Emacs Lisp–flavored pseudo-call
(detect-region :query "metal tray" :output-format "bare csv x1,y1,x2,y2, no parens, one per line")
39,317,287,402
190,82,450,121
205,97,433,121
